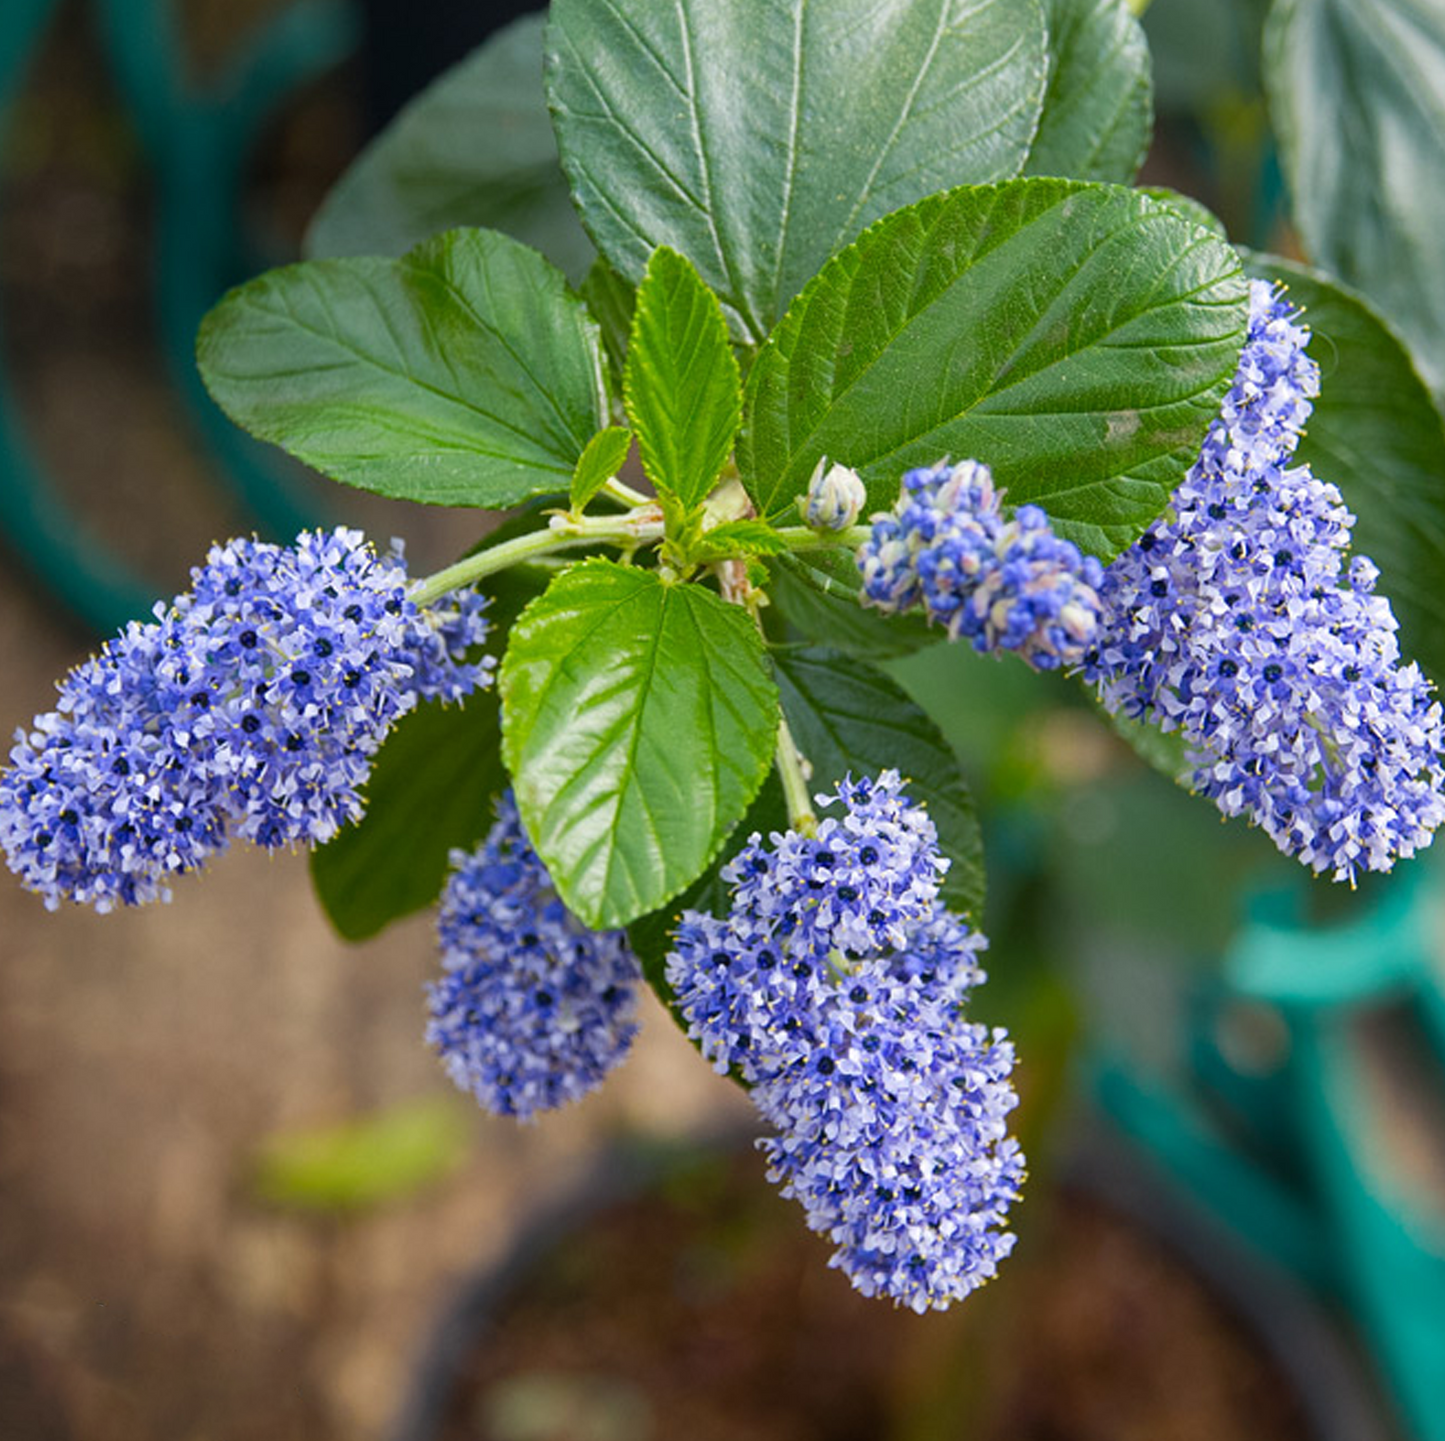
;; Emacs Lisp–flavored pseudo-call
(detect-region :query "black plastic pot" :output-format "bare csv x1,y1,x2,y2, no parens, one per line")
391,1122,1388,1441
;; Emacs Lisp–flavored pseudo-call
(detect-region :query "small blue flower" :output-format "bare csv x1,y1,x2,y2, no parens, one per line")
0,527,492,910
859,459,1102,668
426,792,641,1120
1087,281,1445,881
666,773,1022,1309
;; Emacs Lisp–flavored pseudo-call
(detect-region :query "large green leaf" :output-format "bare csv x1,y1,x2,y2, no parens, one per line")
624,248,741,509
305,15,594,280
198,228,609,507
1246,253,1445,685
310,693,507,941
580,257,637,390
545,0,1049,345
740,179,1247,559
500,559,778,929
766,552,941,661
772,646,985,920
1265,0,1445,396
1025,0,1152,183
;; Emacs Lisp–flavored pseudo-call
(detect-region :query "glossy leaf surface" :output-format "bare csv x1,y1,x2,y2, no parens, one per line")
571,426,634,510
546,0,1049,344
1025,0,1152,183
199,229,610,507
741,180,1247,559
500,559,778,928
624,248,741,509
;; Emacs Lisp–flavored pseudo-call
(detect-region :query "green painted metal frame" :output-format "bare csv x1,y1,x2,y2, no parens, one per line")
0,0,356,633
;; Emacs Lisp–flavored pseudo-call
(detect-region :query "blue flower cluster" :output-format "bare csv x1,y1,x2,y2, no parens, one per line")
426,792,641,1121
858,459,1104,669
0,528,491,911
1085,281,1445,881
667,773,1023,1312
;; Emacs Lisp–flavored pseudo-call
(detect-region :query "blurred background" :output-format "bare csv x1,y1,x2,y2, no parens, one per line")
1,1,1442,1439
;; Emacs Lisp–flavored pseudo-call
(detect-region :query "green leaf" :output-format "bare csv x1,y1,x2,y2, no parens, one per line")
1140,186,1228,240
773,646,985,920
1025,0,1152,183
546,0,1049,344
198,228,609,507
580,257,637,388
766,552,941,660
624,248,741,510
310,693,507,941
740,179,1248,559
500,559,778,929
571,426,634,511
1245,252,1445,684
252,1098,471,1215
1265,0,1445,395
305,14,594,280
689,520,789,563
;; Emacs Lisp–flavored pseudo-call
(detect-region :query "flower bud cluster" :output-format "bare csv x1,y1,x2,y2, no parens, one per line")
666,772,1023,1312
1,528,491,911
1086,281,1445,881
426,791,641,1120
858,459,1103,669
803,457,867,532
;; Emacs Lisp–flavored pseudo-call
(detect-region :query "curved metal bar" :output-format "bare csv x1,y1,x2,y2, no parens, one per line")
92,0,357,543
0,0,155,632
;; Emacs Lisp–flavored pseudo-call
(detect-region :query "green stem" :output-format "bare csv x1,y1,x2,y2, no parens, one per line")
604,476,652,508
772,524,873,553
775,711,818,836
410,510,664,608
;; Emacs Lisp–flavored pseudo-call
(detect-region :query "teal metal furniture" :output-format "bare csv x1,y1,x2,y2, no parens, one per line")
0,0,356,633
1097,857,1445,1441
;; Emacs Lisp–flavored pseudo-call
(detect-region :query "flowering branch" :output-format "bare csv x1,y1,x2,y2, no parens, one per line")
410,506,666,608
771,524,874,552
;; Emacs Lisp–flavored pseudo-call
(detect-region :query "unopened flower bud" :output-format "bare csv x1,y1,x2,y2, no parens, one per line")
803,457,866,532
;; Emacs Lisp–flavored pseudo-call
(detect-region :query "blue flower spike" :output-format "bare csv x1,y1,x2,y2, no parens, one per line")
1087,281,1445,882
427,792,642,1121
859,458,1103,669
667,771,1024,1312
0,527,491,911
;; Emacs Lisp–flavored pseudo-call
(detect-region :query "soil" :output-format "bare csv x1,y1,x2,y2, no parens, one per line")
434,1149,1311,1441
